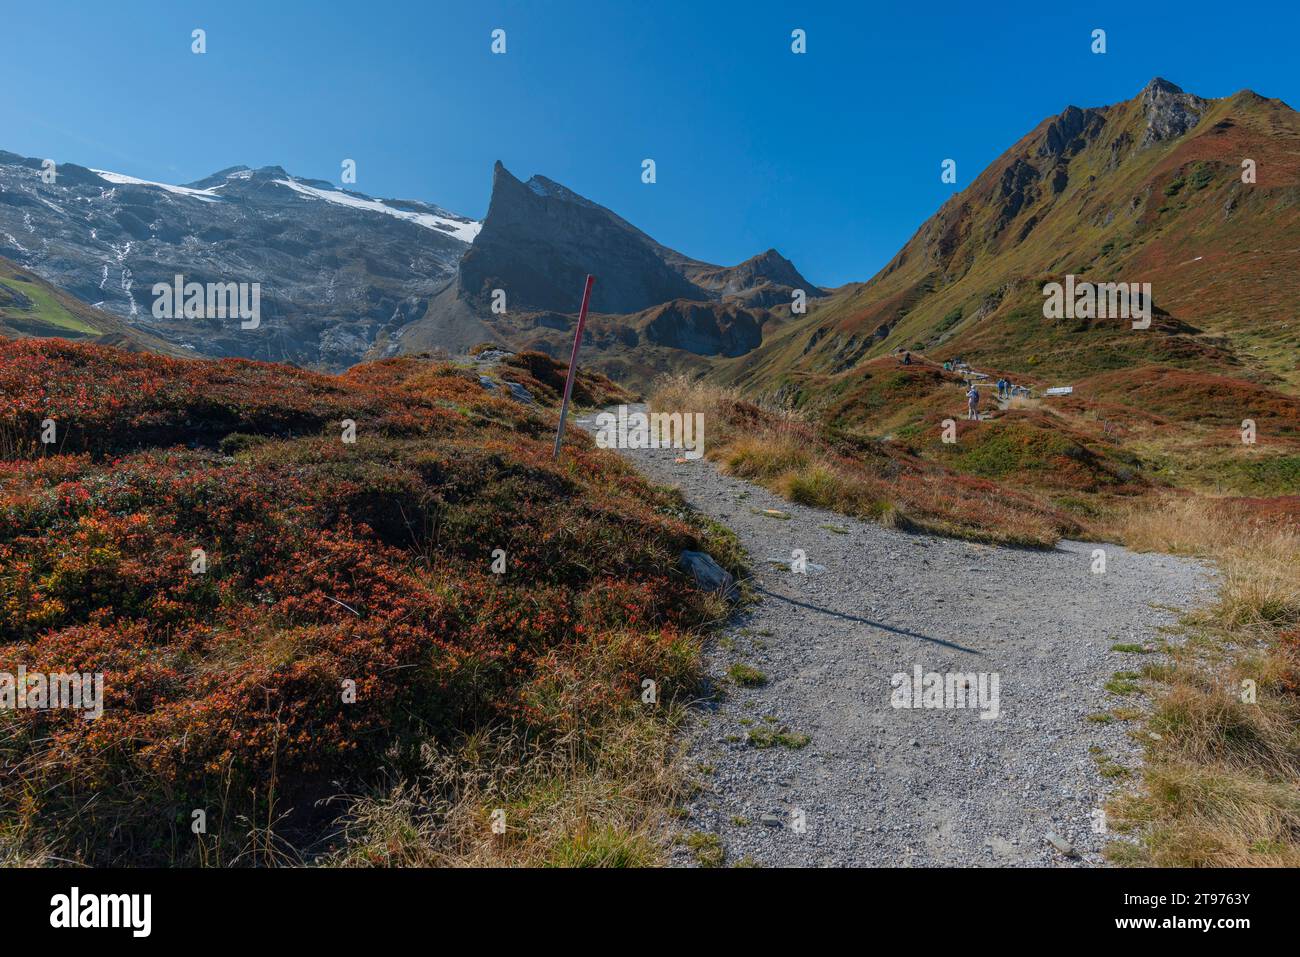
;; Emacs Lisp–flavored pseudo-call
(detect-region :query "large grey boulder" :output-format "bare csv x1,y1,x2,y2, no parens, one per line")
503,381,534,404
678,550,738,601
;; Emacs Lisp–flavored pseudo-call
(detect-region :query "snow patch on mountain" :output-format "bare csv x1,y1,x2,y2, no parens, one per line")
92,170,224,203
274,179,481,242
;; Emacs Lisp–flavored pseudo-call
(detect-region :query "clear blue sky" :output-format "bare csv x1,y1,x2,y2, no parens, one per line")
2,1,1296,287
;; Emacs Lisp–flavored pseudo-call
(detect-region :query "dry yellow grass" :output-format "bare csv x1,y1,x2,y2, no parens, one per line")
1007,395,1043,411
1107,496,1300,867
650,374,1061,547
325,713,689,868
722,434,812,481
1117,495,1254,554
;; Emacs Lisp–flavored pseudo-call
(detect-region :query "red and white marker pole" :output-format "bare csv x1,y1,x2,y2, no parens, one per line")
552,273,596,461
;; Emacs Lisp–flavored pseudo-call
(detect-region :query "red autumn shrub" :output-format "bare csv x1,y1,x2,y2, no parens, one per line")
0,340,723,864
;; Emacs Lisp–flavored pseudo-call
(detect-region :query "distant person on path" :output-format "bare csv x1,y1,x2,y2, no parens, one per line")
943,361,952,372
902,351,912,365
967,383,980,420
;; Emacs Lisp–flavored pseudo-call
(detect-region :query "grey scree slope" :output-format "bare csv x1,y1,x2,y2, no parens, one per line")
578,406,1213,867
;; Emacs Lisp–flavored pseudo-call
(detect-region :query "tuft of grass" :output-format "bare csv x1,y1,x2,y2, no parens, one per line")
546,826,658,868
1106,672,1143,696
727,663,768,687
683,831,724,867
321,715,688,868
780,464,843,508
746,726,811,750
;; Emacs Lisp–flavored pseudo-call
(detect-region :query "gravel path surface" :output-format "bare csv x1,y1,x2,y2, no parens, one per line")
577,407,1216,867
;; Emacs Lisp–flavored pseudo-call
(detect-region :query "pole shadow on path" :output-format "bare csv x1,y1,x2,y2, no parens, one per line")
752,585,983,655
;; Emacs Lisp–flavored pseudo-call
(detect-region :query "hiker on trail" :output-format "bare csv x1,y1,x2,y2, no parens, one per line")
943,360,952,372
997,378,1007,399
902,351,912,366
966,383,980,420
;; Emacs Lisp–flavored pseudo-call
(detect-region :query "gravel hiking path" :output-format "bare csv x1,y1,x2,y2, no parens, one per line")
576,406,1215,867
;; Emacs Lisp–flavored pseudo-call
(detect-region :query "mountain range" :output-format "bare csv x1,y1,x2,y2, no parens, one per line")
0,155,477,366
2,78,1297,398
0,149,822,377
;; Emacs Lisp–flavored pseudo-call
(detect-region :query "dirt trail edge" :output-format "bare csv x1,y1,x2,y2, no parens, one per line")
577,406,1215,867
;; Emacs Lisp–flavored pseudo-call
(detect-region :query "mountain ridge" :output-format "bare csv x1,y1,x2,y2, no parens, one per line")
712,78,1300,396
0,152,480,368
379,160,824,382
2,78,1294,394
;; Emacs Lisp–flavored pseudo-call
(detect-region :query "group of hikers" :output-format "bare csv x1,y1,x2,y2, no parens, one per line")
898,350,1030,421
968,377,1026,418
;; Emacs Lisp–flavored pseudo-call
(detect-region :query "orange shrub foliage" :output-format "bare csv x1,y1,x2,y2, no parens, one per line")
0,340,710,862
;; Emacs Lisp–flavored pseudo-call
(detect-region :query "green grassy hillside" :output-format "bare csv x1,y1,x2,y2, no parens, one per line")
0,256,192,356
715,80,1299,396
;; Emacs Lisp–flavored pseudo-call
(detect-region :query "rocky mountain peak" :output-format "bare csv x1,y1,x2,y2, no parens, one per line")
1143,76,1184,97
730,248,816,291
462,162,703,314
1138,77,1208,148
1037,105,1108,160
183,166,251,189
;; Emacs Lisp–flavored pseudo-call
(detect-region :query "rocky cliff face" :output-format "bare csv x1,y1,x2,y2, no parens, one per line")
390,161,820,369
0,152,478,367
455,162,705,315
640,300,765,356
1138,77,1209,148
0,253,190,355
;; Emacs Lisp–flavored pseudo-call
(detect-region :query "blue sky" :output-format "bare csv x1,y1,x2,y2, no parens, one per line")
2,1,1296,287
